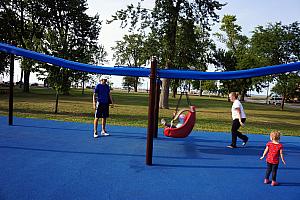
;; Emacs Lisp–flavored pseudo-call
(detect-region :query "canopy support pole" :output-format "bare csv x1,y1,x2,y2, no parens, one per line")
146,57,157,165
9,53,14,125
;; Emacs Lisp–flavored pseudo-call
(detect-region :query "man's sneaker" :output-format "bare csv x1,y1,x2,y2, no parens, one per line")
226,145,237,149
94,132,99,138
271,181,279,186
161,118,166,125
242,138,249,146
101,131,110,136
264,179,271,184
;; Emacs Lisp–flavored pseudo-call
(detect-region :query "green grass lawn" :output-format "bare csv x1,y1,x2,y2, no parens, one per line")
1,87,300,136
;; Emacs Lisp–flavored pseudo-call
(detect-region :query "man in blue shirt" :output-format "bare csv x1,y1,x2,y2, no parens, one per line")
93,77,113,138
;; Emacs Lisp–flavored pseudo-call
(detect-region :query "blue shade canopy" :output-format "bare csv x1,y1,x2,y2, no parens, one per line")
1,42,299,80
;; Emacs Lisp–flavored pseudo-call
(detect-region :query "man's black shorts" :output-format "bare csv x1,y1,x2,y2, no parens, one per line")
95,102,109,118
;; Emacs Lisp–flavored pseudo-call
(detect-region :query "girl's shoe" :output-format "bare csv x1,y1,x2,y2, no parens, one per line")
264,179,271,184
271,181,279,186
226,145,237,148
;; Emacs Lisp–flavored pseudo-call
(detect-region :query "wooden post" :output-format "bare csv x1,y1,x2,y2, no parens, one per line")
9,53,14,125
146,57,157,165
153,78,161,138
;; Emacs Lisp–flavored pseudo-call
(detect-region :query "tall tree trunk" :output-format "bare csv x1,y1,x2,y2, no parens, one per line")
198,80,202,96
281,96,285,110
159,2,180,109
23,69,30,92
159,78,170,109
172,79,179,98
240,89,246,102
172,86,176,98
266,82,270,104
55,91,59,114
134,77,138,92
19,69,23,88
82,80,85,95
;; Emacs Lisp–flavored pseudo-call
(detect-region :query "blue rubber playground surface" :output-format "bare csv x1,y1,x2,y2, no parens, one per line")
1,116,300,200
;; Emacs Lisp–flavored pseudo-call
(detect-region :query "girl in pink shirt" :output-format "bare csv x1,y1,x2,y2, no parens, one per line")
260,131,286,186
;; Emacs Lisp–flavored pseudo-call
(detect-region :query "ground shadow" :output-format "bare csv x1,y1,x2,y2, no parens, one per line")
278,182,300,187
153,163,300,170
13,124,91,132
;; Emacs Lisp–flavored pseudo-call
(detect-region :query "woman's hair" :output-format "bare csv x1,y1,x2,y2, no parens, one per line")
270,131,281,141
229,92,239,99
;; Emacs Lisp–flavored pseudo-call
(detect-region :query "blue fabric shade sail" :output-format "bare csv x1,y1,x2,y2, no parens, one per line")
1,42,299,80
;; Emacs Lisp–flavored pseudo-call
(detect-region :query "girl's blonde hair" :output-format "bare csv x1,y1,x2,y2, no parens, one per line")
229,92,239,99
270,131,281,141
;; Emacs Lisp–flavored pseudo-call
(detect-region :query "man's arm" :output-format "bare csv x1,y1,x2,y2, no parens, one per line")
109,93,114,107
93,93,97,110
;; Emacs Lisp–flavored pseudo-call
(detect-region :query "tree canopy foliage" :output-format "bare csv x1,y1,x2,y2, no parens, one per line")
108,0,225,108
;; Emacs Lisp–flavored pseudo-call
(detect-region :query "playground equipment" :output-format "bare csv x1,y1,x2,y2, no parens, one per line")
164,106,196,138
163,82,196,138
1,42,300,165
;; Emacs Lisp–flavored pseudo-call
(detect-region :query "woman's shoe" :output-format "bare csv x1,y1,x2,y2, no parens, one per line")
226,145,237,148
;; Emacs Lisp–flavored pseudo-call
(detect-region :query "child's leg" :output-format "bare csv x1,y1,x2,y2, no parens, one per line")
164,123,176,128
265,162,272,180
164,122,171,128
271,164,279,181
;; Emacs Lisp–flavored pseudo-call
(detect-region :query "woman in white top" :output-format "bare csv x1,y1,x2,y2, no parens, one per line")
227,92,249,148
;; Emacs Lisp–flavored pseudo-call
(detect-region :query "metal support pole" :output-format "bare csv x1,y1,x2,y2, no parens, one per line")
9,53,14,125
153,78,161,138
146,57,157,165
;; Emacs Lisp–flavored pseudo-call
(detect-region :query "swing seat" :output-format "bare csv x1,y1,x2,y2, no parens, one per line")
164,106,196,138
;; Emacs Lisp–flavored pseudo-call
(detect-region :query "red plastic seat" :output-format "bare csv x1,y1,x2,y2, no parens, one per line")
163,106,196,138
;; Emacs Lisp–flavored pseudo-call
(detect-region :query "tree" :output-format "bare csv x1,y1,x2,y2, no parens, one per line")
251,23,288,65
112,34,145,92
122,76,142,93
202,80,218,96
40,0,102,92
108,0,225,108
211,48,238,100
0,3,16,74
251,22,300,109
35,0,105,113
71,44,107,95
0,0,47,92
170,25,213,98
213,15,258,101
215,15,247,52
272,73,300,110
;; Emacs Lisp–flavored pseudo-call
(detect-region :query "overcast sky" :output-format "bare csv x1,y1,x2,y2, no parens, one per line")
2,0,300,90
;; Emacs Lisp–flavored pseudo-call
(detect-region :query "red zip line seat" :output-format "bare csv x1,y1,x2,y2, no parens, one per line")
164,106,196,138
